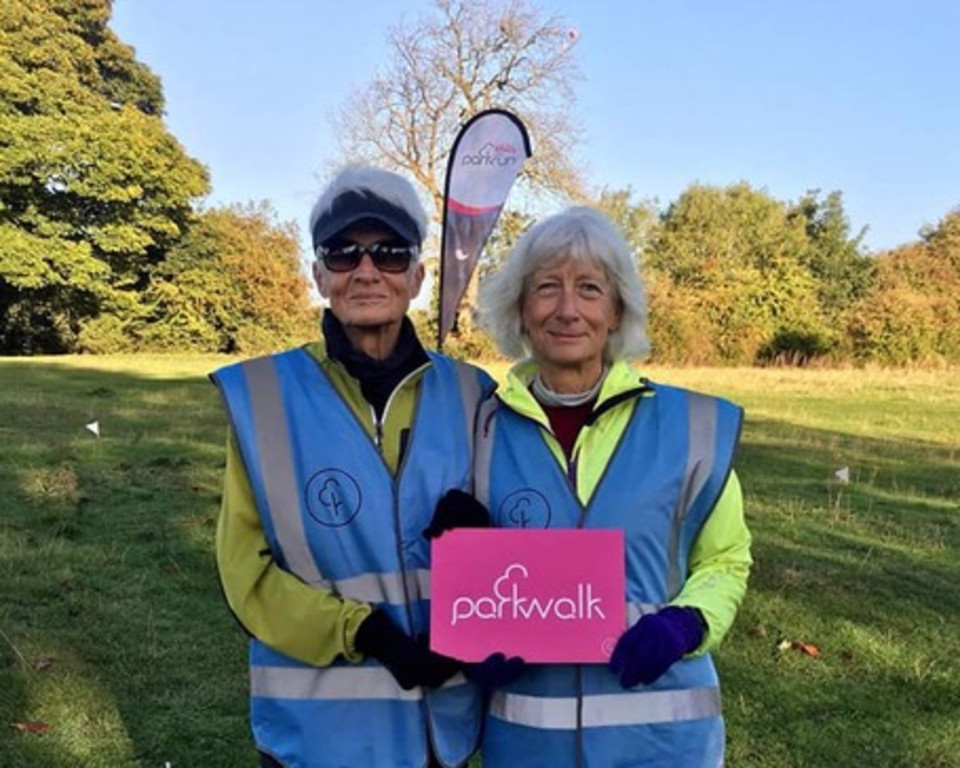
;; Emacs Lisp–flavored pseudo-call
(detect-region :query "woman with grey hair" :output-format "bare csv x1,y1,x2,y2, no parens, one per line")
468,205,753,767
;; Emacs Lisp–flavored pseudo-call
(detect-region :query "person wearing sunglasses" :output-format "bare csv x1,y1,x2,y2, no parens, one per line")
211,165,495,768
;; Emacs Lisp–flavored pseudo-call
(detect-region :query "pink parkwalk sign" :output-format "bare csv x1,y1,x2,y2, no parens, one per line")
430,528,626,663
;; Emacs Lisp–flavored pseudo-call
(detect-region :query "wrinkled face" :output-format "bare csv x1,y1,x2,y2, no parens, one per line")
521,256,621,376
313,224,424,331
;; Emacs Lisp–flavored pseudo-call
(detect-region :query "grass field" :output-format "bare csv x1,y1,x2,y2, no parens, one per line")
1,356,958,767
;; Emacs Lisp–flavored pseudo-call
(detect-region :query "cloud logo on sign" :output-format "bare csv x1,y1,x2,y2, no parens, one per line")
305,468,362,527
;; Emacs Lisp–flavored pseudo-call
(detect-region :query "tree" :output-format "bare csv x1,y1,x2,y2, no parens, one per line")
130,203,318,355
847,208,960,364
594,187,659,259
787,189,874,319
331,0,585,220
0,0,208,353
921,206,960,272
643,183,829,364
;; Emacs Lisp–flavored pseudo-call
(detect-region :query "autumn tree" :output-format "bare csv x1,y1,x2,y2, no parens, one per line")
643,183,827,364
126,203,318,355
331,0,585,219
0,0,208,353
847,208,960,364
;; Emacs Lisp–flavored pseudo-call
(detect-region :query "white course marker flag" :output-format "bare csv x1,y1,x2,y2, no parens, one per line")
834,466,850,484
85,420,100,437
437,109,531,349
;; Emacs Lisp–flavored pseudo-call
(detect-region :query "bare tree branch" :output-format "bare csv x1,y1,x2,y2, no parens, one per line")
330,0,585,221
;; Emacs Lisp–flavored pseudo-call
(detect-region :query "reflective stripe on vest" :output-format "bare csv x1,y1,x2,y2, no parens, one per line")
490,688,720,730
242,356,324,584
668,391,718,596
474,395,499,508
453,358,484,477
489,686,722,729
627,600,663,625
251,665,470,702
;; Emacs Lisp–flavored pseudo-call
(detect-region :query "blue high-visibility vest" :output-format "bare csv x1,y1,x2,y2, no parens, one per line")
475,381,742,768
213,347,490,768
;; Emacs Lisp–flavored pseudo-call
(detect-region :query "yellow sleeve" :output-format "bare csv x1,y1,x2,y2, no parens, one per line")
215,430,372,666
671,470,752,653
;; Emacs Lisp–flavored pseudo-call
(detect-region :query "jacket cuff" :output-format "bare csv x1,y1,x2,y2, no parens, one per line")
342,603,374,664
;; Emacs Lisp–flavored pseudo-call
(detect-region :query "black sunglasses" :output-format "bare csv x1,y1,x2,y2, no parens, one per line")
316,242,418,274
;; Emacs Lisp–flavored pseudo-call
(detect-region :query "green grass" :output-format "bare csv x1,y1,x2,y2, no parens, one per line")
649,367,960,768
1,357,958,767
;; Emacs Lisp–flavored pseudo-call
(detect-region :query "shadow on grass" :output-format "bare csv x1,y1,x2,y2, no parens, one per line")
0,361,253,768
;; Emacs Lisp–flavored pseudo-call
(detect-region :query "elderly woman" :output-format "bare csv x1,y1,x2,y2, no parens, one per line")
472,206,752,767
213,166,493,768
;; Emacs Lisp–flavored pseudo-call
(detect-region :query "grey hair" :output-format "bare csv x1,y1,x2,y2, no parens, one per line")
478,206,649,361
308,164,429,249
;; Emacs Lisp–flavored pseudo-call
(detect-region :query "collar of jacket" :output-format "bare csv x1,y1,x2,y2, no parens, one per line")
321,310,430,417
498,358,653,426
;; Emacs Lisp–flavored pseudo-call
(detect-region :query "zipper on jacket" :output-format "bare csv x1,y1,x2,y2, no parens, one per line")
383,360,451,764
373,362,429,461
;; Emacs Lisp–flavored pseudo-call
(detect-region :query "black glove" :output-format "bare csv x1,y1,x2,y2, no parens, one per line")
355,609,461,690
423,489,490,540
465,652,527,689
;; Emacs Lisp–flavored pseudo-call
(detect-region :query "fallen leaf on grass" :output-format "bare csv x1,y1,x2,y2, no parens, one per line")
12,722,51,733
794,641,821,657
776,638,822,658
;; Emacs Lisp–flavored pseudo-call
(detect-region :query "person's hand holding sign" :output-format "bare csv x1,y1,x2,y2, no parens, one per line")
425,489,527,689
608,606,706,688
423,489,490,539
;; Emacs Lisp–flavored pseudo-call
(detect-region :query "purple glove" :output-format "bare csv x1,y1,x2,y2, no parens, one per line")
608,606,705,688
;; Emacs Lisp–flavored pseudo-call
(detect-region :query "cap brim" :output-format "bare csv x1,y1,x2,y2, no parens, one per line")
313,213,419,247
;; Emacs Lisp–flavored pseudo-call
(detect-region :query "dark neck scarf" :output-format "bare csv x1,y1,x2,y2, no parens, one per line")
322,310,430,418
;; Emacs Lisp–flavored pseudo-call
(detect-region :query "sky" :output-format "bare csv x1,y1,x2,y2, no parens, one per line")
110,0,960,257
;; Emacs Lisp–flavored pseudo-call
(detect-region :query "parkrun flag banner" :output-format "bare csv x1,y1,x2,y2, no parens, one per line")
431,529,626,663
437,109,532,349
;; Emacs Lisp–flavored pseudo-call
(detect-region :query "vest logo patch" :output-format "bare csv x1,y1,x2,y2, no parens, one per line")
304,468,362,527
496,488,551,528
